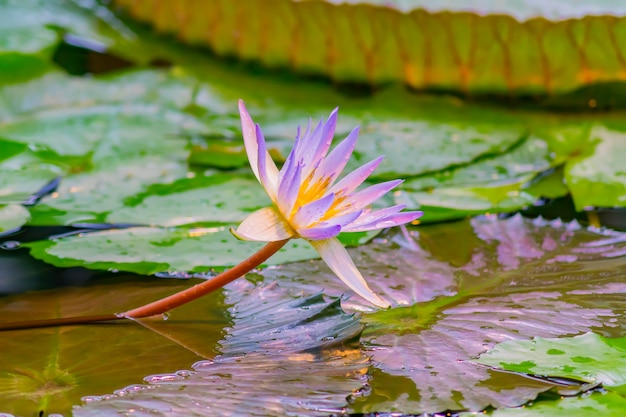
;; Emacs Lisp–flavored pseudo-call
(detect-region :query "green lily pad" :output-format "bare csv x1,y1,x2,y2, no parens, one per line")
106,174,270,227
0,102,202,157
0,166,60,204
0,1,59,54
396,174,539,223
25,226,320,274
468,392,626,416
404,136,553,190
29,159,188,225
0,275,230,416
354,115,526,180
476,332,626,394
0,203,30,233
565,125,626,210
0,1,59,83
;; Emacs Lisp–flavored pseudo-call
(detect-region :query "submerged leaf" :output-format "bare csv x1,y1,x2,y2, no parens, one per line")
77,280,368,417
262,215,626,413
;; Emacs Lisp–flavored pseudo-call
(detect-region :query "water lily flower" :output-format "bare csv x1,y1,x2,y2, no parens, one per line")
233,100,423,308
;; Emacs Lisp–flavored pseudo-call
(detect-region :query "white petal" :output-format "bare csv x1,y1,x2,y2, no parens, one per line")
232,207,296,241
238,100,280,197
309,237,390,308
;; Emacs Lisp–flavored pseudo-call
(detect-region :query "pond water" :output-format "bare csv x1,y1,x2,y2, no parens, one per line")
2,1,626,416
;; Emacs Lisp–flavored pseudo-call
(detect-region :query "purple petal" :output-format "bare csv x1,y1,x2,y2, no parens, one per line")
336,179,403,212
309,237,390,308
299,224,342,240
293,192,335,227
343,210,423,232
312,126,359,186
299,109,338,177
329,156,384,195
349,205,405,225
277,160,302,217
297,118,324,167
315,210,363,230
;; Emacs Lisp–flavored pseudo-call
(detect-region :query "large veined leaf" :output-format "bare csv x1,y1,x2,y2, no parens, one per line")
0,276,230,416
260,215,626,413
25,226,320,274
111,0,626,104
476,332,626,393
76,280,368,417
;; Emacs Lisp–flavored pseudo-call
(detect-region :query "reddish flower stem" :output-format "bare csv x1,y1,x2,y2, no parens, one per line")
0,240,289,331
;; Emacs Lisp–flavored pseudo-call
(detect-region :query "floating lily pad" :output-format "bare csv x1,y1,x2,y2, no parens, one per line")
261,215,626,413
0,1,59,83
0,204,30,233
354,116,526,180
472,392,626,416
25,226,320,274
405,136,553,190
29,159,188,225
106,174,270,227
396,174,539,223
476,332,626,394
565,125,626,210
0,166,60,204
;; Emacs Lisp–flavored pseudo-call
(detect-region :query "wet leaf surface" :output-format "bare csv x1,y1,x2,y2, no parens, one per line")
29,159,188,225
261,215,626,413
76,280,369,417
461,391,626,416
476,332,626,393
25,226,320,274
106,174,271,227
0,203,30,233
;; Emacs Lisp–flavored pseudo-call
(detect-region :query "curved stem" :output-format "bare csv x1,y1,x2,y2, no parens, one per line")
0,239,290,331
121,239,289,318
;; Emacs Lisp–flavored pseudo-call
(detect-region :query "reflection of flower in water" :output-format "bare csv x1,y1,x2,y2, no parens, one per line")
233,100,422,307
